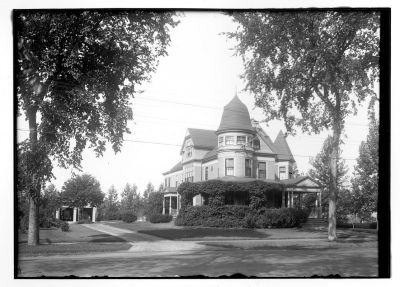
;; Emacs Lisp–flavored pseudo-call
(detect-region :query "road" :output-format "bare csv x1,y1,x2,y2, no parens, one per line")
18,238,377,277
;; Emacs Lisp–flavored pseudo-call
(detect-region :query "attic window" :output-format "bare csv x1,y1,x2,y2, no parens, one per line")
253,138,260,149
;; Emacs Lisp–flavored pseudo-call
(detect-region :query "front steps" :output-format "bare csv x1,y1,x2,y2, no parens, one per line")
301,218,327,229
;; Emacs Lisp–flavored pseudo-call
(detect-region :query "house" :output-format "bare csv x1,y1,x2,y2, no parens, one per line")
55,206,97,223
162,95,322,217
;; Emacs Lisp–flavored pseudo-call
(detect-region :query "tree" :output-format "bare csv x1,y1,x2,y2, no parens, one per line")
143,182,155,200
16,11,178,245
351,116,379,222
145,191,164,217
39,184,61,224
228,11,379,240
307,136,348,216
103,185,120,220
61,174,105,220
120,183,139,214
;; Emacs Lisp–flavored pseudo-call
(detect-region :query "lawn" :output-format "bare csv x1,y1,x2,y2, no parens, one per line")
18,223,126,244
137,227,270,240
18,223,131,257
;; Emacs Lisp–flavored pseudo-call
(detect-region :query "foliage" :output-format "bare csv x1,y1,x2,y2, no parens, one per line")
337,222,377,229
244,208,308,228
121,211,137,223
39,184,61,223
149,214,173,223
175,205,250,228
16,10,178,244
144,191,164,217
60,221,70,232
102,185,120,220
351,117,379,222
120,183,140,215
143,182,155,200
177,180,283,209
227,11,379,240
61,174,105,211
307,136,348,216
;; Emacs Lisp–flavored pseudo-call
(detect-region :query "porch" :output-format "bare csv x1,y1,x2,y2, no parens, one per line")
55,206,97,223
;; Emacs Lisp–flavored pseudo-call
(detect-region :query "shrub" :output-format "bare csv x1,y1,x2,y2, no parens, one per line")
176,206,308,228
121,212,137,223
175,205,250,228
337,222,377,229
149,214,172,223
60,221,70,232
51,218,63,228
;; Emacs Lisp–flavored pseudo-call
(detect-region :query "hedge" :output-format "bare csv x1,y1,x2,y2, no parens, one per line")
149,214,173,223
177,180,284,209
121,211,138,223
337,222,377,229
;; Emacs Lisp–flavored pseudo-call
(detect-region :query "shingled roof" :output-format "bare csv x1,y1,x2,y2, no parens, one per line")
274,130,295,162
187,128,217,150
162,161,183,175
216,95,254,134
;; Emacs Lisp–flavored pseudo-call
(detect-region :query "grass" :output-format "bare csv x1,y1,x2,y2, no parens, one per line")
18,223,131,257
18,223,125,244
18,242,131,257
137,227,270,240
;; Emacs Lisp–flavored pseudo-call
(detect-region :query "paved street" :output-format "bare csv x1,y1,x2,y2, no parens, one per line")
18,223,378,277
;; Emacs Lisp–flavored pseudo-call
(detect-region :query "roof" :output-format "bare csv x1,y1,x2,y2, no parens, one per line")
274,130,295,162
162,161,183,175
187,128,217,150
202,146,218,163
217,95,254,134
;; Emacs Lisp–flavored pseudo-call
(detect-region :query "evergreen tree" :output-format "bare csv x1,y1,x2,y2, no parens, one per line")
103,185,120,220
351,117,379,222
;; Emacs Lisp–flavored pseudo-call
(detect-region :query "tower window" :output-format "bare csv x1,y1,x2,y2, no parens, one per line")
279,166,286,180
218,136,224,147
237,136,246,145
225,136,234,145
225,158,234,176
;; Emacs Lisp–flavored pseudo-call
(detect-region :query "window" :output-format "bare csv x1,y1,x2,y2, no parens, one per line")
186,146,193,158
205,167,209,180
164,178,167,188
237,136,246,145
245,159,252,177
253,138,260,149
258,162,266,179
168,177,171,187
279,166,286,180
184,167,194,182
218,136,224,147
225,158,234,176
225,136,234,145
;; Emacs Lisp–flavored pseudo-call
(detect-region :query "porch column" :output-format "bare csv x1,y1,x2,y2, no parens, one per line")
162,196,165,215
290,191,294,208
73,207,77,222
55,209,60,220
92,207,97,222
169,195,172,215
281,190,286,208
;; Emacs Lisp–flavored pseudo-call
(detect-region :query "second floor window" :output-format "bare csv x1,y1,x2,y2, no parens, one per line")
225,136,234,145
279,166,286,180
225,158,234,176
237,136,246,145
218,136,224,147
258,162,266,179
245,159,252,177
205,167,208,180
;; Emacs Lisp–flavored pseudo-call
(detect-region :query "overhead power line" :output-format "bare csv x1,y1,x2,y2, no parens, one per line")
16,128,358,161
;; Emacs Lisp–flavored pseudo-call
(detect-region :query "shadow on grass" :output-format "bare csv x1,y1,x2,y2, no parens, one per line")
137,228,270,240
201,242,340,251
88,234,126,243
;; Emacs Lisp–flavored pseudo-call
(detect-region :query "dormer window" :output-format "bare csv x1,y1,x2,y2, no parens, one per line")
253,138,260,149
186,145,193,158
225,136,234,145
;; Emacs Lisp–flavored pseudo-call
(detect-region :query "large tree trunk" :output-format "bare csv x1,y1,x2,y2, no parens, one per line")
27,108,40,246
328,122,341,241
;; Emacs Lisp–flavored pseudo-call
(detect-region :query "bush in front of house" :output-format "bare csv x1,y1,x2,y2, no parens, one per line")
337,221,377,229
60,221,70,232
149,214,173,223
244,208,308,228
175,205,250,228
121,212,138,223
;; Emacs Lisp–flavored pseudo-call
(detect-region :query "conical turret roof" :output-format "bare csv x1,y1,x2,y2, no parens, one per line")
274,130,295,162
217,95,254,134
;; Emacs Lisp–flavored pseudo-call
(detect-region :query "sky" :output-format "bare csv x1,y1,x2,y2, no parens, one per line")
17,11,375,195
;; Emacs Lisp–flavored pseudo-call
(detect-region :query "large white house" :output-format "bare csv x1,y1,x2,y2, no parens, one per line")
162,95,322,217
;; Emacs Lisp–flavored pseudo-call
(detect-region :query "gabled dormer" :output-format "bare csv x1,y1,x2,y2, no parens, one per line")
180,128,217,163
